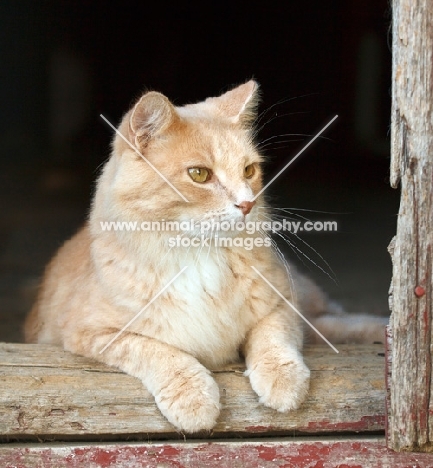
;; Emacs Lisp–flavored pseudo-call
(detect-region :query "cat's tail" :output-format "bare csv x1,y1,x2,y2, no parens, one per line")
306,307,388,345
293,270,388,346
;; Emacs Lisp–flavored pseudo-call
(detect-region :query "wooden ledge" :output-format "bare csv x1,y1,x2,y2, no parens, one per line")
0,343,385,441
5,438,433,468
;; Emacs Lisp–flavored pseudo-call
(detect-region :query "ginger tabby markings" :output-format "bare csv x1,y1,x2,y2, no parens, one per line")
25,81,387,433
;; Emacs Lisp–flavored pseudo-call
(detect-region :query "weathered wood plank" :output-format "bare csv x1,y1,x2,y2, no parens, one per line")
0,343,385,440
3,438,433,468
390,0,433,453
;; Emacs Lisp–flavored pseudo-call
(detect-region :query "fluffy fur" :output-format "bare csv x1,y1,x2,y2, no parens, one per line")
25,81,386,432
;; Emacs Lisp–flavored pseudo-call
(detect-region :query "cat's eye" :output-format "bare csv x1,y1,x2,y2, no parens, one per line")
188,167,212,183
244,164,255,179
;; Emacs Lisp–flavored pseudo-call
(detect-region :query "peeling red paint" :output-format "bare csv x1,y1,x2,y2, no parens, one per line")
306,414,385,432
245,415,385,435
256,444,278,462
159,445,181,457
337,465,362,468
91,448,117,466
245,425,273,433
3,439,433,468
64,446,184,468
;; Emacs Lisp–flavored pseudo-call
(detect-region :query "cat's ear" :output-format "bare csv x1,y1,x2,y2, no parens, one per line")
128,92,177,147
207,80,260,125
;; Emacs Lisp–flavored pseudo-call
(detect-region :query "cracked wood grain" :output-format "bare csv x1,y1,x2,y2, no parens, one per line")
389,0,433,452
0,343,385,441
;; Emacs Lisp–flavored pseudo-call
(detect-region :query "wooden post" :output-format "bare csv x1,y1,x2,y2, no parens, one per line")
389,0,433,452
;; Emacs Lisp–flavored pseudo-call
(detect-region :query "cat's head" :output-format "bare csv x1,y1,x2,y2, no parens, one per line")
95,81,265,236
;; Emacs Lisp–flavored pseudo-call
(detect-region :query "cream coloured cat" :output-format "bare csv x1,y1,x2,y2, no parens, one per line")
25,81,386,433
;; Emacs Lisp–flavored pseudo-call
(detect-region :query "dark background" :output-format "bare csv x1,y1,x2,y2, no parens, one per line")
0,1,397,342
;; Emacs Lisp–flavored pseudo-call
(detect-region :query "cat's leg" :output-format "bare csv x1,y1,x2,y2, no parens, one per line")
63,328,220,433
243,310,310,412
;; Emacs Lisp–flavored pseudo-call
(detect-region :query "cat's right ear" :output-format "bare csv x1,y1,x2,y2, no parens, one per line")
206,80,260,126
128,92,177,148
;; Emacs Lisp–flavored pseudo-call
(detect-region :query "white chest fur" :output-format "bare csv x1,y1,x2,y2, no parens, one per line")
93,232,261,367
137,249,256,367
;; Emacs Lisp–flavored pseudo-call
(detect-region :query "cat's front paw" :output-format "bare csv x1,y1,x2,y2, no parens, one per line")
153,363,220,433
246,350,310,412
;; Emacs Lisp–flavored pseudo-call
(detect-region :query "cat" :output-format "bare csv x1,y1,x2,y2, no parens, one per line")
25,81,387,433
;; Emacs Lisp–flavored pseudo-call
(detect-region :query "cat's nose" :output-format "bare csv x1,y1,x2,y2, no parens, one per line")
235,200,256,216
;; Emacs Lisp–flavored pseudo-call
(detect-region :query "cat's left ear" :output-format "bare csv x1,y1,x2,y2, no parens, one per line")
128,91,178,148
207,80,260,125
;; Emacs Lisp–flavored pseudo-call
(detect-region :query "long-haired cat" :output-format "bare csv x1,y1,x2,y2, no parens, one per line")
25,81,387,433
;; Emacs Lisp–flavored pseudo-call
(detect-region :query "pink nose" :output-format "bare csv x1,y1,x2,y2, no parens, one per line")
235,200,256,216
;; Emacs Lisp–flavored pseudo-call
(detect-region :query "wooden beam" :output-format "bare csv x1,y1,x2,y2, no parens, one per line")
0,343,385,440
3,438,433,468
389,0,433,452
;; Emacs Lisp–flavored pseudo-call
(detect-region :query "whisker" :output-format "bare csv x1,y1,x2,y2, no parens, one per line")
181,215,209,260
289,231,338,285
214,230,221,267
258,139,305,151
257,209,311,224
259,143,304,153
258,227,297,303
259,212,338,284
254,92,320,127
253,111,310,137
257,133,332,149
187,229,202,262
273,207,349,215
160,242,176,264
259,216,307,268
265,208,312,223
277,231,338,284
